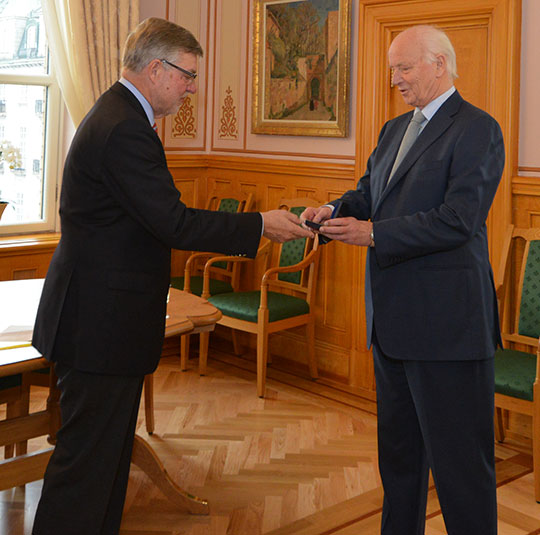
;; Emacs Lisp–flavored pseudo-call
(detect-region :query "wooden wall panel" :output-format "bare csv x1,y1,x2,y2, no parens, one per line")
166,154,379,397
0,235,60,282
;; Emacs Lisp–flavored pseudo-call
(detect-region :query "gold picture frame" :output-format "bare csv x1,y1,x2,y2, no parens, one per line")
252,0,351,137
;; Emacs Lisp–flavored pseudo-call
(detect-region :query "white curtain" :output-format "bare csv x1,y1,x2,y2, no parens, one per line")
42,0,140,126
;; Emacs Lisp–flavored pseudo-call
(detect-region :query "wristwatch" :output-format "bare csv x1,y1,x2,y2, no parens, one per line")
370,229,375,247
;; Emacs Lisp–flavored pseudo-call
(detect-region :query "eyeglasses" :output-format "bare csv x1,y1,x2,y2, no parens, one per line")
160,59,197,80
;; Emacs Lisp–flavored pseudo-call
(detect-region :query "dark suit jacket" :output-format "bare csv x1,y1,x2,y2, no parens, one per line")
33,82,262,376
336,91,505,361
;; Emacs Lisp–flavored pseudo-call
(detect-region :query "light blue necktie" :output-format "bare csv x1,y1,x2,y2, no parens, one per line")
387,110,425,183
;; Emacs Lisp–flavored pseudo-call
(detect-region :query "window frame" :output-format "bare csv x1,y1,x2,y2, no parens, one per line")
0,65,62,236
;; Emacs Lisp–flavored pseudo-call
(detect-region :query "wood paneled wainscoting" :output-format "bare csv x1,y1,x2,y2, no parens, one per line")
0,234,60,281
167,154,378,412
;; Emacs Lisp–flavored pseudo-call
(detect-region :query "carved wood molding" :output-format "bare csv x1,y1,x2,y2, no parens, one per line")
166,154,356,181
518,167,540,174
0,234,61,255
512,176,540,197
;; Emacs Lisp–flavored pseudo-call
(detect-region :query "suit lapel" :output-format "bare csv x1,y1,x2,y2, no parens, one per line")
374,91,463,213
372,116,410,209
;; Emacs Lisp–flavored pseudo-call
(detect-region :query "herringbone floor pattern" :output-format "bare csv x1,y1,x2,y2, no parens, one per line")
1,353,540,534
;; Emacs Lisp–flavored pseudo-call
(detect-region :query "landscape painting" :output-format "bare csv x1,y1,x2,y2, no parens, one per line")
252,0,351,137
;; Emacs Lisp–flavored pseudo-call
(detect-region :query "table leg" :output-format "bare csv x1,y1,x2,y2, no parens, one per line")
131,435,209,515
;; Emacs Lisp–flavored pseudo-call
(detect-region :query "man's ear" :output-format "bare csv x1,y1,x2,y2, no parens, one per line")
147,59,162,83
435,54,447,77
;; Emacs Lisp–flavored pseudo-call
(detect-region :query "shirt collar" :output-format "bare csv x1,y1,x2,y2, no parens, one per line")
417,86,456,123
118,77,155,126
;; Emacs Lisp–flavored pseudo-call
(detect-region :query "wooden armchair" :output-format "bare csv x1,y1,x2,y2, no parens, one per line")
0,374,30,458
199,198,322,397
494,225,540,501
170,191,254,371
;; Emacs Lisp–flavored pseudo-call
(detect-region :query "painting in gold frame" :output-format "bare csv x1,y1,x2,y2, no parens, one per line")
252,0,351,137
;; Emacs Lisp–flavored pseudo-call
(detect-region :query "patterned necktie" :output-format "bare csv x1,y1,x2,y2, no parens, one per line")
388,109,426,183
152,122,158,133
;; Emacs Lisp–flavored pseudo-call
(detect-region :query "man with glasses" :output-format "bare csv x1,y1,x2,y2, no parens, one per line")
31,17,312,535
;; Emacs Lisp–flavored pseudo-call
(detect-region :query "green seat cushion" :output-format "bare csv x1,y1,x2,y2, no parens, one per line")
209,291,309,323
0,374,22,391
494,347,536,401
170,276,233,297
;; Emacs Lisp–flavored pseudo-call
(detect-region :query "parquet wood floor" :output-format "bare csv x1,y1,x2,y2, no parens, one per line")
1,354,540,534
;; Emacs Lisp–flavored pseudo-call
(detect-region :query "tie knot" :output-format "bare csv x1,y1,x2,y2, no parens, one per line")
411,110,425,125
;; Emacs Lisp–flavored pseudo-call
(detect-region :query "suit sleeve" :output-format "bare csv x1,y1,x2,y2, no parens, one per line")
101,118,262,258
373,114,504,267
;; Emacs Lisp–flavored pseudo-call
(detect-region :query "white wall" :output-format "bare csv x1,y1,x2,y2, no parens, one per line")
519,0,540,173
135,0,540,172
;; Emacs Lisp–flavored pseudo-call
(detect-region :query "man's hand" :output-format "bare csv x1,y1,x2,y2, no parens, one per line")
319,218,373,246
262,210,315,243
300,205,333,227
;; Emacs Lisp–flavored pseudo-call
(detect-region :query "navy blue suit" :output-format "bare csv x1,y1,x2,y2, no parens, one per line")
334,91,504,534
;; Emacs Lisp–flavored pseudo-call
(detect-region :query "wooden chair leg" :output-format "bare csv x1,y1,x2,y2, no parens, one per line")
231,329,242,356
494,406,505,442
257,312,269,398
4,400,15,458
180,334,190,371
306,319,318,379
4,444,14,459
15,385,30,456
5,385,30,458
144,375,155,435
533,384,540,502
199,332,210,376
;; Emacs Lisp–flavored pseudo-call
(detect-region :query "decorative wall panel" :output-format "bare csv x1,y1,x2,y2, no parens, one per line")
162,0,210,150
212,0,246,150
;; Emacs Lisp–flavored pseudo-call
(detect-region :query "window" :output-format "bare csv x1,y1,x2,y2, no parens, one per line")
0,0,61,234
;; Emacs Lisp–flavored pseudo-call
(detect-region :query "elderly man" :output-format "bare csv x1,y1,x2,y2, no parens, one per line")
303,25,504,535
31,17,312,535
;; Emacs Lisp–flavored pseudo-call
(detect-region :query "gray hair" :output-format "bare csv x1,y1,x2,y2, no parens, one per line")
122,17,203,72
415,25,458,80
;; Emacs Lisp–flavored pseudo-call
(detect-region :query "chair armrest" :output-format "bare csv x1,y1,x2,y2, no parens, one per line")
502,333,538,349
185,252,219,271
536,338,540,384
259,248,319,308
261,248,318,286
183,252,219,292
201,240,273,298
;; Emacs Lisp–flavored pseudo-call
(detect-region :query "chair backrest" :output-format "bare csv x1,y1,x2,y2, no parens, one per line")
497,225,540,348
205,192,254,213
199,191,254,278
269,198,322,304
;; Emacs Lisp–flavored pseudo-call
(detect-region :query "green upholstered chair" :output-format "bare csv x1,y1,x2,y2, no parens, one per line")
170,192,254,372
494,225,540,501
199,198,321,397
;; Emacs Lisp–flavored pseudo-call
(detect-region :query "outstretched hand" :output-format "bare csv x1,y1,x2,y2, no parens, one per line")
318,217,373,246
300,205,373,247
262,210,315,243
300,205,333,227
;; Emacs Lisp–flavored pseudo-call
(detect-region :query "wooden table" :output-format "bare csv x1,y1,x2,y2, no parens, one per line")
0,279,220,515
